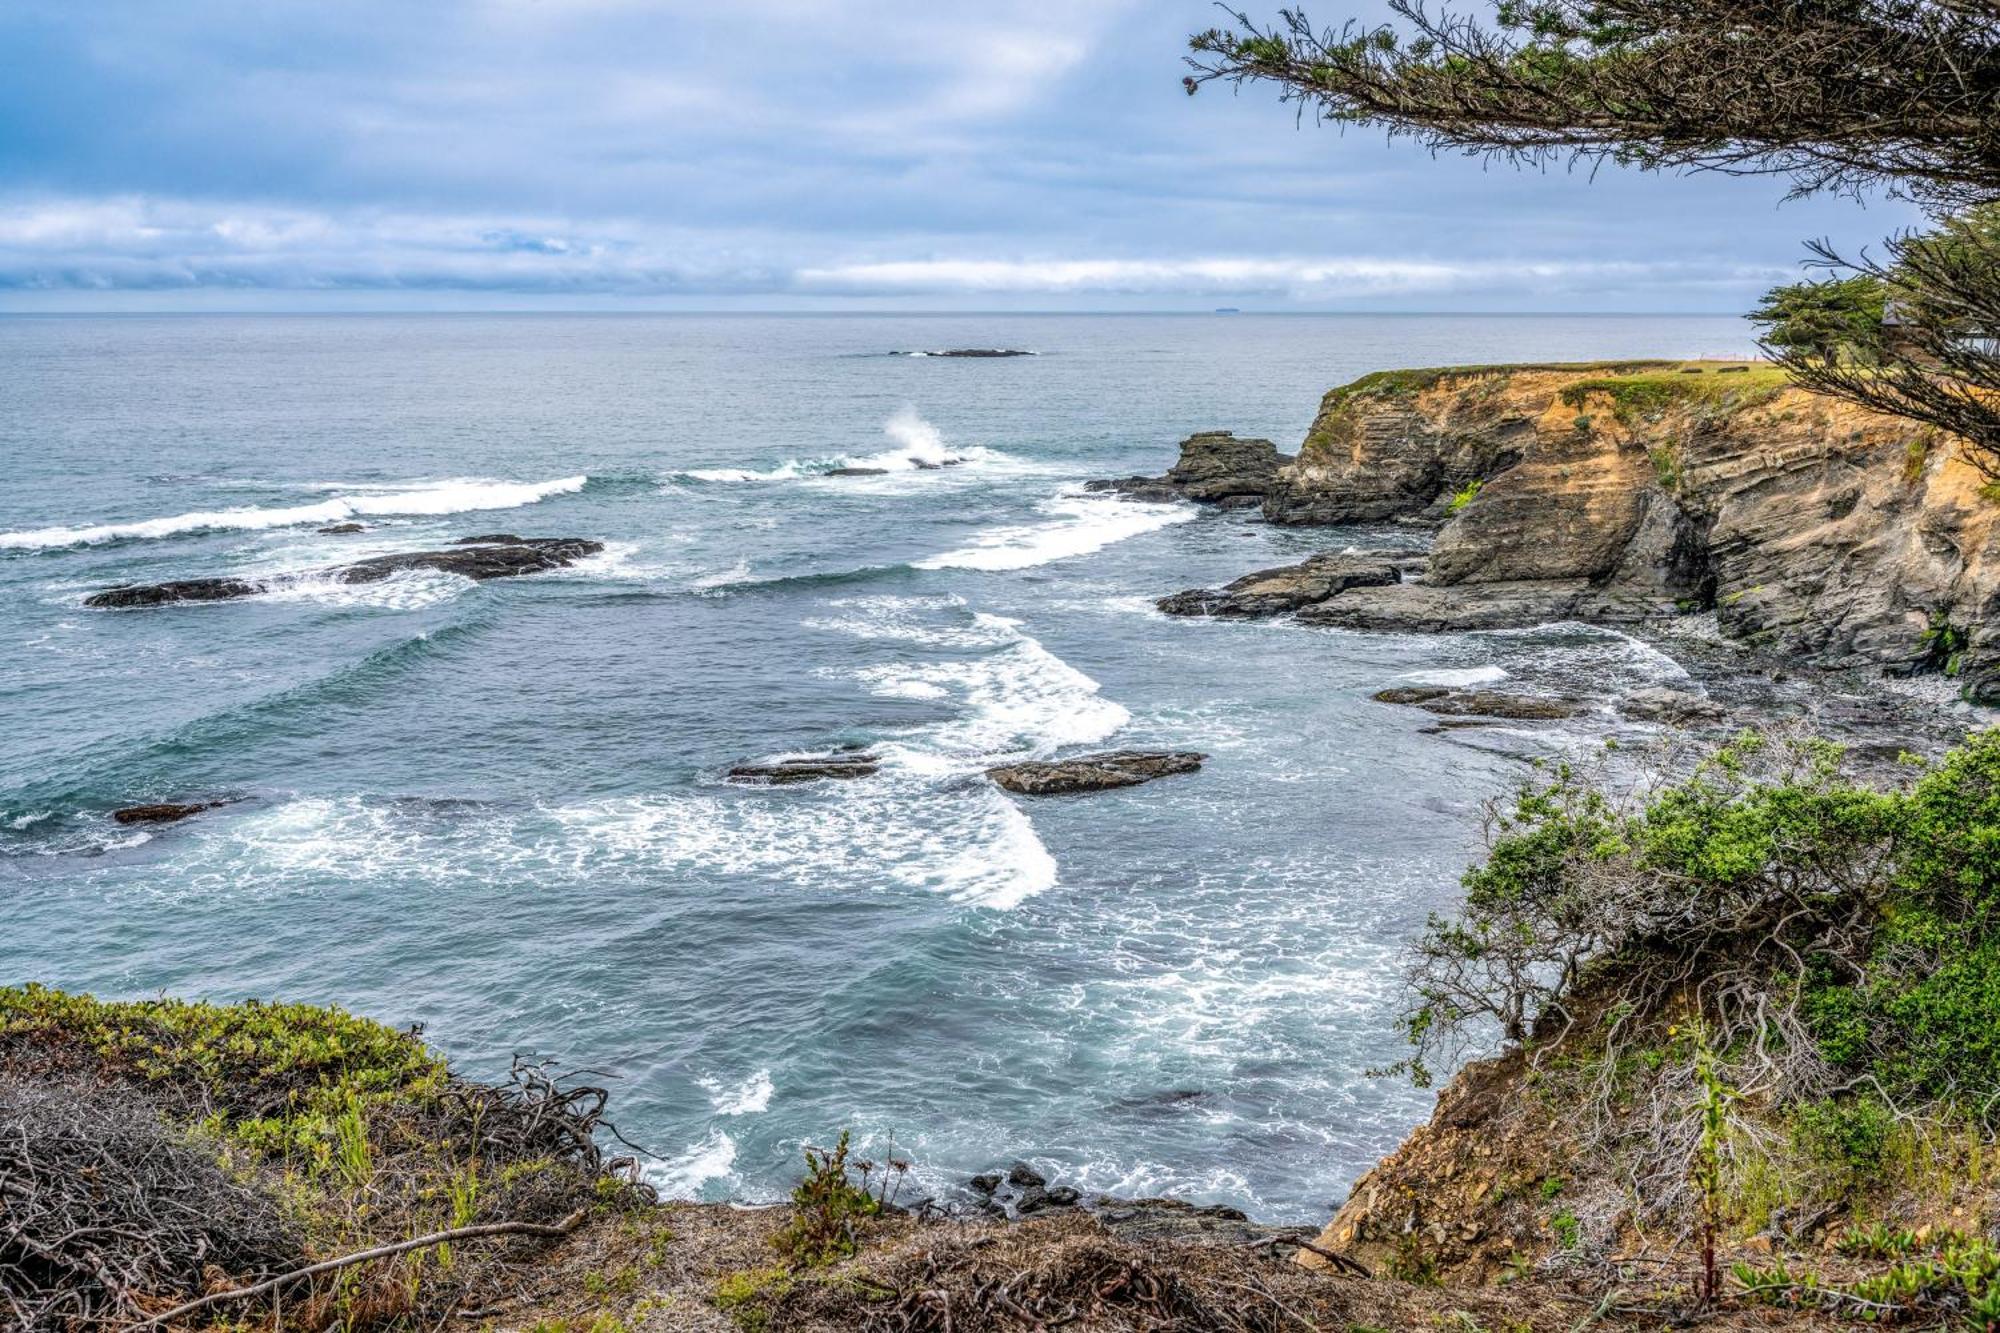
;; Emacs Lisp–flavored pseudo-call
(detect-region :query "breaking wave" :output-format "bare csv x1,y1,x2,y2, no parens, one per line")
0,476,588,551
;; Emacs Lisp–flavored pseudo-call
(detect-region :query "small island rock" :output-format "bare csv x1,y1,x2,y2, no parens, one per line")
986,750,1205,795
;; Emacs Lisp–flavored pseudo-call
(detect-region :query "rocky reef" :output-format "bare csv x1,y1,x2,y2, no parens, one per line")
1180,362,1996,700
85,535,603,608
985,749,1205,794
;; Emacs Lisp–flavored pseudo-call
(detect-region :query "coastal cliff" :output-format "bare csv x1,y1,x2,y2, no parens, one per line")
1257,361,2000,698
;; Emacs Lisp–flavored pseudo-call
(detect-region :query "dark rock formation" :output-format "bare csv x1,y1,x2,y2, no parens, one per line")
1088,431,1294,507
317,523,366,534
1157,552,1406,618
1372,688,1583,720
727,753,881,784
824,466,890,477
113,801,226,825
911,348,1034,358
986,750,1205,795
85,537,604,608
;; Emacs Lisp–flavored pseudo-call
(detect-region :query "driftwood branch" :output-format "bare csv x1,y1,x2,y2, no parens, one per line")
130,1207,588,1329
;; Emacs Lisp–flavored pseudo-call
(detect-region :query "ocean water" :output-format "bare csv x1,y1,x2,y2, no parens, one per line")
0,313,1758,1221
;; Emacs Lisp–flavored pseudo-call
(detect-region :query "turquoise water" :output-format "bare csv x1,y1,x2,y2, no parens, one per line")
0,313,1756,1220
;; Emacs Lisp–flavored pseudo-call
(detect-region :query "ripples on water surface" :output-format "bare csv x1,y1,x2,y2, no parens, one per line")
0,313,1757,1220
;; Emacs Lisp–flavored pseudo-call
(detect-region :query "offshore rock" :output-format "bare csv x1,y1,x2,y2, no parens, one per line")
112,801,228,825
1088,431,1293,506
85,536,604,608
986,750,1205,795
1372,688,1584,720
727,753,881,785
1157,552,1404,618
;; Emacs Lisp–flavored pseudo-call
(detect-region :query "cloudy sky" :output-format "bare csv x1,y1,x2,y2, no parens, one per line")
0,0,1919,311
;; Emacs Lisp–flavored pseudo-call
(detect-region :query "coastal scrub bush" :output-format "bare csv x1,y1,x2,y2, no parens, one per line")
772,1131,884,1267
1391,728,2000,1221
1448,478,1482,511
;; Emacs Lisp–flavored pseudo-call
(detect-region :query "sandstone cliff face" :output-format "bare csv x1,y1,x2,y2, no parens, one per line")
1263,363,2000,697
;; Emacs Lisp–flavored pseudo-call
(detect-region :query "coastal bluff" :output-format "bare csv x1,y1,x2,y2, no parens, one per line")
1243,361,2000,697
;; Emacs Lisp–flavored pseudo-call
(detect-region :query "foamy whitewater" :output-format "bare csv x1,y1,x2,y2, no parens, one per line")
0,312,1762,1219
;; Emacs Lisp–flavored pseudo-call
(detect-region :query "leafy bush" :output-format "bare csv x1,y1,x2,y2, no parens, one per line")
1748,275,1887,364
1394,728,2000,1208
771,1131,883,1267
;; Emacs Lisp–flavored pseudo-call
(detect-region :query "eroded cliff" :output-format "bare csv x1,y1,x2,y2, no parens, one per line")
1261,361,2000,698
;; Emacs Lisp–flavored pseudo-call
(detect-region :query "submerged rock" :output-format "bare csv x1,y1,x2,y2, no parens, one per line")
1157,552,1405,618
317,522,366,534
912,348,1034,358
986,750,1205,795
1088,431,1294,507
112,801,226,825
85,536,604,608
727,753,882,784
823,466,890,477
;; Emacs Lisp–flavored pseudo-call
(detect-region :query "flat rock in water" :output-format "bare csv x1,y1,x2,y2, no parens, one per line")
113,801,226,825
1157,552,1404,618
986,750,1205,795
318,522,366,534
824,466,890,477
1373,687,1582,720
727,753,882,784
85,536,604,607
917,348,1033,357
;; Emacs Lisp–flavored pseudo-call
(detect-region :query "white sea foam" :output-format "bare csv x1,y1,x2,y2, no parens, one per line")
700,1069,775,1116
678,408,1010,483
1395,665,1509,687
859,613,1128,767
914,491,1192,572
650,1129,739,1200
259,568,473,611
0,476,587,550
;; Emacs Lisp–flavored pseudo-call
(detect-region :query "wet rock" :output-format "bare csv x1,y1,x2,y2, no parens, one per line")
84,578,263,609
86,537,605,608
968,1173,1001,1195
1088,431,1293,506
1084,477,1185,504
1294,580,1605,633
727,753,882,785
913,348,1034,357
1157,552,1403,618
1007,1162,1048,1189
337,536,604,585
1044,1185,1082,1207
317,522,366,534
1618,686,1727,723
825,466,890,477
1374,688,1583,720
1014,1185,1051,1214
113,801,226,825
986,750,1205,795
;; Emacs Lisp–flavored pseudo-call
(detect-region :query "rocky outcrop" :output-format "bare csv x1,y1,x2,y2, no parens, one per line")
112,801,228,825
1157,553,1407,617
1371,687,1584,720
85,536,604,608
986,750,1205,795
1090,431,1293,508
1239,362,2000,694
727,751,881,784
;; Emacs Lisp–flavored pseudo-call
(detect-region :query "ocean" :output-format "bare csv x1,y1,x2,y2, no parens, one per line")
0,312,1758,1221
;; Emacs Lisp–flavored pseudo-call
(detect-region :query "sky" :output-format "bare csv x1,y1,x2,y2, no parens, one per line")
0,0,1922,312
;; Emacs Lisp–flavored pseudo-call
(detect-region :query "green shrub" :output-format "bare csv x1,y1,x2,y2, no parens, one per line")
771,1131,882,1267
1448,478,1483,511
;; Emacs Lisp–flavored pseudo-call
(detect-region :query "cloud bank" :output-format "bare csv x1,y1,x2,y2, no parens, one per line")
0,1,1913,309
